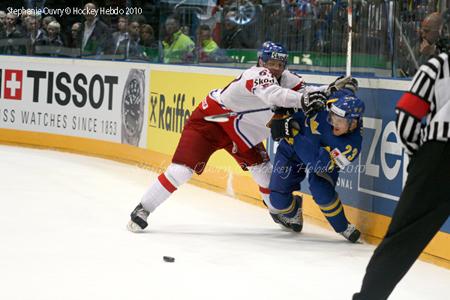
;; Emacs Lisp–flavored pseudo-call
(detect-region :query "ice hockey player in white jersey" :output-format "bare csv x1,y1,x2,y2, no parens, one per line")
127,41,356,232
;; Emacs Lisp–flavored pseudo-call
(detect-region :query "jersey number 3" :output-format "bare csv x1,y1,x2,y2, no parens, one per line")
342,145,358,161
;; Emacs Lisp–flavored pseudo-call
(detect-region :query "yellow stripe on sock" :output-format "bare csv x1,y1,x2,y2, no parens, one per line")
319,198,341,211
322,204,343,217
278,198,296,214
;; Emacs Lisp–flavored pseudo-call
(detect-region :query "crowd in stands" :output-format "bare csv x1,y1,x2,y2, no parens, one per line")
0,0,448,78
0,2,159,60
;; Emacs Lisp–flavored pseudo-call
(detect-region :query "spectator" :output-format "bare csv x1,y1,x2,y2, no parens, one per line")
398,12,444,77
78,2,112,57
67,22,81,49
41,16,56,36
0,13,26,55
112,16,128,56
418,12,444,58
180,25,190,36
35,20,64,56
196,24,219,62
0,11,5,39
140,24,158,62
18,10,31,33
140,24,157,48
131,14,147,32
115,21,145,60
26,14,45,54
0,10,6,26
127,21,145,60
220,11,254,49
162,15,195,64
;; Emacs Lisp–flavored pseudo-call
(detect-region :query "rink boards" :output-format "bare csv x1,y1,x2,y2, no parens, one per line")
0,56,448,266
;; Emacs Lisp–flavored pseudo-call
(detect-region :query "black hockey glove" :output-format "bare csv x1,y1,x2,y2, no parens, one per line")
300,91,327,117
270,116,300,142
326,75,359,95
271,106,297,115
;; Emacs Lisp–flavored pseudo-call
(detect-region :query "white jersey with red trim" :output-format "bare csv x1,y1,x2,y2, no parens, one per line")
208,66,323,150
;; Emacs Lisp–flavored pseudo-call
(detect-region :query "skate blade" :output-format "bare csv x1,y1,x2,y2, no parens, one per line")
127,220,145,233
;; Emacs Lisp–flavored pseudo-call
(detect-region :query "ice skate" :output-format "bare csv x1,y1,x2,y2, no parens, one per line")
271,195,303,232
340,223,361,243
127,203,149,232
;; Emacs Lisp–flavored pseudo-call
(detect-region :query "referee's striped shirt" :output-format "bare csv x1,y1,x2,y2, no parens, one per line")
396,52,450,155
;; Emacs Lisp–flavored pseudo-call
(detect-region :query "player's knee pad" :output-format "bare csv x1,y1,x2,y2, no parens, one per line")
248,161,272,188
163,163,194,188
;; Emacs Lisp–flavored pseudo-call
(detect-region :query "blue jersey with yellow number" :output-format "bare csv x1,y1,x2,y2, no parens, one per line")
290,109,362,172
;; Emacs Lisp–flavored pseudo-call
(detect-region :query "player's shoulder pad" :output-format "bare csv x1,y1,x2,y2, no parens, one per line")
244,66,278,93
280,70,304,91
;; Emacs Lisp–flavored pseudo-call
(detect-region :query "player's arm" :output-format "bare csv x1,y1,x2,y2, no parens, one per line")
256,72,358,113
395,57,438,155
245,68,315,109
302,75,359,96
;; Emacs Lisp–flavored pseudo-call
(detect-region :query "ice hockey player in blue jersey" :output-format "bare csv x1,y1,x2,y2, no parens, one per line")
268,86,364,242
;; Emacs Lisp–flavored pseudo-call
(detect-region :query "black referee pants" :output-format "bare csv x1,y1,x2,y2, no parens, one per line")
353,141,450,300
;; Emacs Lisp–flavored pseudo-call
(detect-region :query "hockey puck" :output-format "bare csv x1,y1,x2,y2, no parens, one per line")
163,256,175,263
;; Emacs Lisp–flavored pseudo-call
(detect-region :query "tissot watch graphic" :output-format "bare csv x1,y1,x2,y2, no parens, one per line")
121,69,145,146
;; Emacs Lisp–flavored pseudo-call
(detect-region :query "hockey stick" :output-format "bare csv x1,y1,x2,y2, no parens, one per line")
346,0,353,76
203,107,271,122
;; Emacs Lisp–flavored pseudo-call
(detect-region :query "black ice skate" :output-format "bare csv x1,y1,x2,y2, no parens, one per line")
271,195,303,233
340,223,361,243
127,203,150,232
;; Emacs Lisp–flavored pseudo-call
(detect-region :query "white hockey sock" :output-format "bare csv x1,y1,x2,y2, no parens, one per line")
249,161,273,207
141,163,194,213
259,186,271,207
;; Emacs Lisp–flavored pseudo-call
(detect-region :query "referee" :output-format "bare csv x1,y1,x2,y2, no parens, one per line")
353,49,450,299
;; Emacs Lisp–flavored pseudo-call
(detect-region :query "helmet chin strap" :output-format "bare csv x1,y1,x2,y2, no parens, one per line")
257,58,263,67
346,119,359,133
346,122,352,133
334,119,353,135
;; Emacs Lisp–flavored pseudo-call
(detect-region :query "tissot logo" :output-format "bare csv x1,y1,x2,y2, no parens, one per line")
27,71,118,110
0,69,118,109
4,69,23,100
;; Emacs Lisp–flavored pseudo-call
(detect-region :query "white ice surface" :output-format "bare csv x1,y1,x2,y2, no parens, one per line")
0,145,448,300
